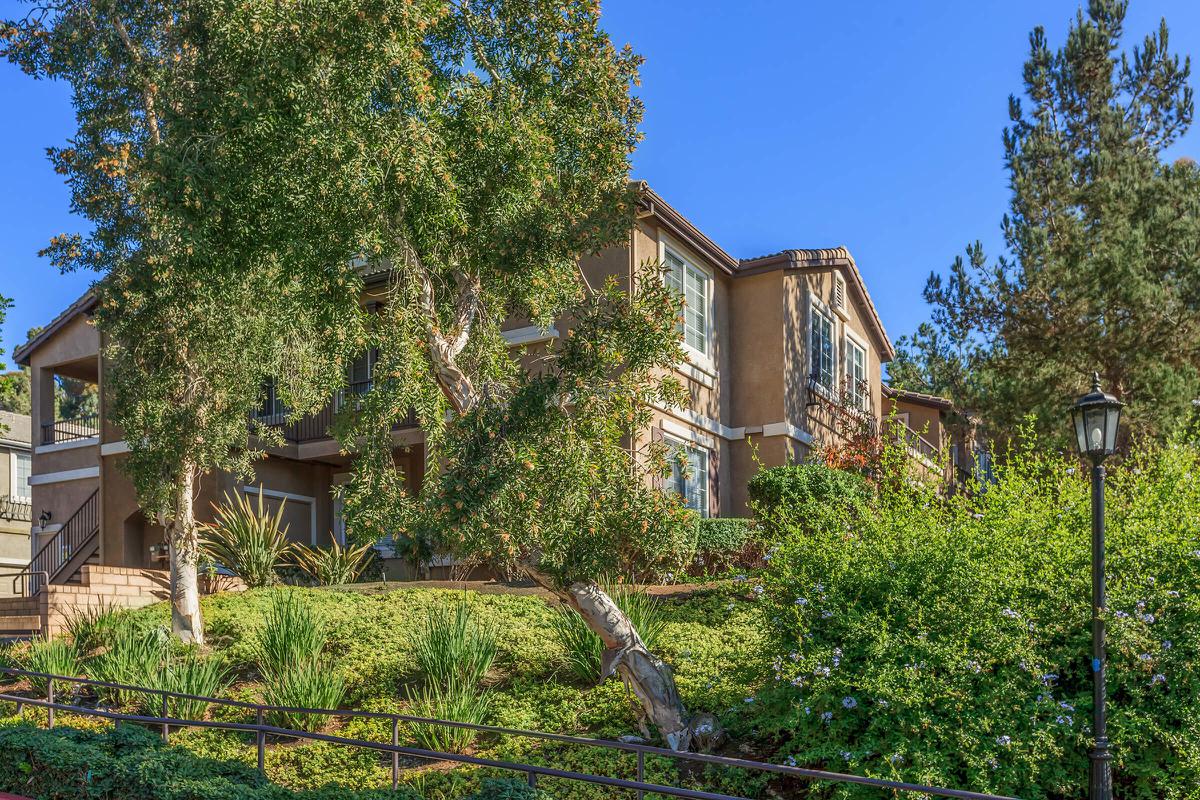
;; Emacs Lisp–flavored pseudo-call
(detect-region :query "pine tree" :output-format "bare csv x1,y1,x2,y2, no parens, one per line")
897,0,1200,447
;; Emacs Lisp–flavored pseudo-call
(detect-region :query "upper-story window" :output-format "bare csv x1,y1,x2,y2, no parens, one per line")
11,452,31,500
665,435,710,518
664,245,710,358
845,336,867,410
347,349,378,395
255,378,288,420
810,304,835,392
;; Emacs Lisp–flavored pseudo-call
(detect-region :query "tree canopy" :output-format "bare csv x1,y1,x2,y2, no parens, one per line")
893,0,1200,447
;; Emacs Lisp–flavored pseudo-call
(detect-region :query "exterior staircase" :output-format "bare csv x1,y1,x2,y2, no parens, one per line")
0,490,168,639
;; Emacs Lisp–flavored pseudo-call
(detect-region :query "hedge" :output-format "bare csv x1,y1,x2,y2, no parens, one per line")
0,722,543,800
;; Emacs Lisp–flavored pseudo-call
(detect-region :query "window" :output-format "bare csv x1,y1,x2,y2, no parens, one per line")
810,305,835,391
11,452,30,500
665,436,709,518
844,337,867,410
347,349,378,395
664,246,710,357
254,378,288,420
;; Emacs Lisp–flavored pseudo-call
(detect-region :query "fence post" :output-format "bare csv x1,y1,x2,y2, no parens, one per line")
256,707,266,774
46,680,54,730
527,771,537,789
391,716,400,790
636,750,644,800
161,693,169,742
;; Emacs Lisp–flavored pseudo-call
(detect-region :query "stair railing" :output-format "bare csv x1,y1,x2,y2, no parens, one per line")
22,488,99,596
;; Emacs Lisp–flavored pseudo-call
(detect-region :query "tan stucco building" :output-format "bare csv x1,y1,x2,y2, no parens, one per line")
7,183,937,618
0,411,32,595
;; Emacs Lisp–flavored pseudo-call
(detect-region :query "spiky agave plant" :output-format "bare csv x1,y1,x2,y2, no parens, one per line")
292,538,375,586
200,488,294,588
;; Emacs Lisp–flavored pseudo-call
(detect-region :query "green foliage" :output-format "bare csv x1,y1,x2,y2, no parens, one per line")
63,602,125,658
254,592,329,681
20,638,82,696
87,626,168,711
895,3,1200,445
410,600,498,690
159,651,231,721
406,680,492,755
255,592,345,732
262,658,346,734
691,518,759,573
203,490,295,589
0,722,425,800
747,462,872,539
465,779,546,800
752,439,1200,799
293,539,375,587
549,585,667,684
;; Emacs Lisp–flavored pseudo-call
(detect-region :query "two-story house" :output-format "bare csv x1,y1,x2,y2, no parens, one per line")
4,184,901,633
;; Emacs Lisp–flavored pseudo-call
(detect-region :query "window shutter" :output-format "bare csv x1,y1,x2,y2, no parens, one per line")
833,275,846,312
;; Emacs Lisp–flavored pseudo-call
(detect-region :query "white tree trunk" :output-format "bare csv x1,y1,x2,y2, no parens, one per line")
562,580,692,751
167,460,204,645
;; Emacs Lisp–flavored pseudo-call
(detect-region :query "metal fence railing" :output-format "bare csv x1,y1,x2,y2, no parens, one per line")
0,667,1018,800
40,413,100,445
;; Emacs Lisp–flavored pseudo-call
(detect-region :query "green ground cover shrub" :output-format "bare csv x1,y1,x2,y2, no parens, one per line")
690,518,759,574
748,443,1200,799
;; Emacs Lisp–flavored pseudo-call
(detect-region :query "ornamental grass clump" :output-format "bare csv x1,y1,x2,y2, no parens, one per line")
404,599,498,753
21,638,82,697
201,489,294,588
750,440,1200,800
87,626,168,711
549,582,666,684
159,652,230,721
256,592,344,733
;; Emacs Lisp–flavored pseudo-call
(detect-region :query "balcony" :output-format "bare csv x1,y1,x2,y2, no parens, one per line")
40,412,100,445
251,381,417,445
0,496,31,522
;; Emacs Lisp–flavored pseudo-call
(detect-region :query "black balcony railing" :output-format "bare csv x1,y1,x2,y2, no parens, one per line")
251,382,416,445
40,412,100,445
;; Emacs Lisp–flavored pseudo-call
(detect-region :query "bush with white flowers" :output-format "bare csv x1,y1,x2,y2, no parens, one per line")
746,439,1200,799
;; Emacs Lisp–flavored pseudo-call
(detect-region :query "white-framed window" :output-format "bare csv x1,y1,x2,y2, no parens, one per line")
665,435,710,518
10,452,31,500
844,336,867,410
663,244,711,359
810,304,835,392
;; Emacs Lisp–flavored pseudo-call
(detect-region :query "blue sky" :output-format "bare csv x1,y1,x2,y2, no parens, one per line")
3,1,1200,369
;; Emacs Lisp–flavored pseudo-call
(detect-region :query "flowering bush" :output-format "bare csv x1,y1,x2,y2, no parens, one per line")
750,441,1200,799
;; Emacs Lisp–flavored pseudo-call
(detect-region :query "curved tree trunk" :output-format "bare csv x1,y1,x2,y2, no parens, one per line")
537,575,692,750
167,460,204,645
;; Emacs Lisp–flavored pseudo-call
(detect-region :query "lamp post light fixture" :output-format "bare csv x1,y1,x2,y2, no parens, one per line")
1070,372,1123,800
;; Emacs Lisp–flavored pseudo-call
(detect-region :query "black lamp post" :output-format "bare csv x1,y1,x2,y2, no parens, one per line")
1070,372,1123,800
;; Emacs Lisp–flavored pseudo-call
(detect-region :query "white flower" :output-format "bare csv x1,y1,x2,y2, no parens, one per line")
821,609,834,619
889,753,905,765
813,665,831,677
1162,640,1173,650
744,697,755,704
784,755,797,767
804,706,811,715
1114,610,1130,619
996,735,1012,746
1138,653,1153,663
1055,715,1073,726
1059,701,1075,711
1002,608,1020,619
726,603,736,611
876,699,889,708
821,711,833,723
1141,613,1156,624
840,750,852,761
795,597,808,606
753,585,765,596
842,696,857,709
